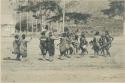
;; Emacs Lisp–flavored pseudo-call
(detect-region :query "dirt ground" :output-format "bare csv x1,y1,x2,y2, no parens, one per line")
1,35,125,83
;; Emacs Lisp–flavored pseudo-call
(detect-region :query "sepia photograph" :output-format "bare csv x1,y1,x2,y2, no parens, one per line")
1,0,125,83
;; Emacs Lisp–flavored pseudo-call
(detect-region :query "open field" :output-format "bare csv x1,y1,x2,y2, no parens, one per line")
1,35,125,83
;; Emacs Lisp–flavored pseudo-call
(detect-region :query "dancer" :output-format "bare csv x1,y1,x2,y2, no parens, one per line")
12,35,21,60
20,34,32,60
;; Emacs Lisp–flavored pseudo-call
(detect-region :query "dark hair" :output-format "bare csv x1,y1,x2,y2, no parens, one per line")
60,37,63,40
49,32,52,36
64,27,69,32
81,34,85,38
95,31,99,35
41,31,45,35
76,29,79,32
81,31,85,37
105,31,109,35
75,35,78,40
22,34,25,39
15,35,19,39
45,25,48,30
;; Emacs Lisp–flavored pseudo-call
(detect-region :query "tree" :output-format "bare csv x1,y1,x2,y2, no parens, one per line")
31,1,62,19
48,12,91,24
15,0,33,32
65,12,91,24
15,0,63,32
101,0,124,18
15,19,30,32
47,14,63,23
14,0,91,32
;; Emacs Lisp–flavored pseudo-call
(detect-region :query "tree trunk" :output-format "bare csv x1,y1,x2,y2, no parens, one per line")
123,22,125,35
19,13,22,33
27,12,29,34
62,0,65,32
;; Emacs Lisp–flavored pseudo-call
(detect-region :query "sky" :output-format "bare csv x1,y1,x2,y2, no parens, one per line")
1,0,110,24
1,0,16,24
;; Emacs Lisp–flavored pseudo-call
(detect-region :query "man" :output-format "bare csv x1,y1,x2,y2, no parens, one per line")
104,31,114,56
44,25,50,38
72,34,79,55
39,31,47,60
91,31,101,56
72,29,79,54
99,34,107,56
12,35,21,60
57,37,67,60
79,32,88,56
20,34,32,60
65,35,74,58
46,32,58,62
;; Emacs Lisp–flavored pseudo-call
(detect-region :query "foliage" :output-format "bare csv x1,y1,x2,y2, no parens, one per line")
16,1,33,13
48,12,91,24
15,1,63,31
65,12,91,24
15,19,32,32
101,0,124,18
16,1,62,14
47,14,63,23
15,0,91,31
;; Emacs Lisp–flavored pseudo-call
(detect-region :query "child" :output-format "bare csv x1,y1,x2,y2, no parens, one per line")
39,31,47,60
46,32,58,62
12,35,21,60
20,34,32,60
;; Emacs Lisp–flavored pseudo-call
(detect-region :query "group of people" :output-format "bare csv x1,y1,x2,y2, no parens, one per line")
13,33,32,61
89,31,114,56
12,25,114,62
